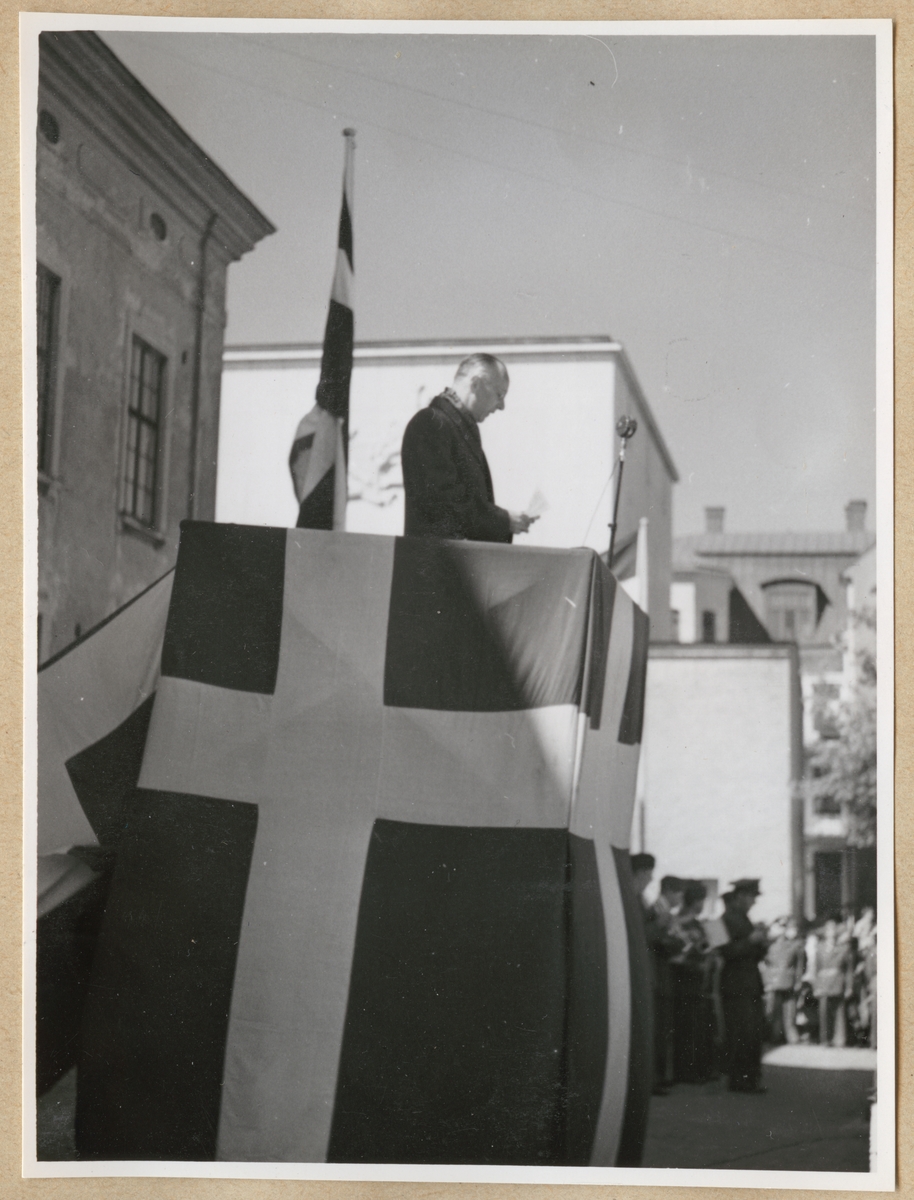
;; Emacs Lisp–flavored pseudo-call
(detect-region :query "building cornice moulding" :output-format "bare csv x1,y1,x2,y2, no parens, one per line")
38,31,275,261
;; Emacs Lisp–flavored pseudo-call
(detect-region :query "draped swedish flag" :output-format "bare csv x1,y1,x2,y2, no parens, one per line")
42,522,651,1166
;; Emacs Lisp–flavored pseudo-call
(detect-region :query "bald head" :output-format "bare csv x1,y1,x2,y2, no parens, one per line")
451,354,509,424
454,353,509,388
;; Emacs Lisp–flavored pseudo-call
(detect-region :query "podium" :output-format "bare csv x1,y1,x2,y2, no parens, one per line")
38,522,651,1166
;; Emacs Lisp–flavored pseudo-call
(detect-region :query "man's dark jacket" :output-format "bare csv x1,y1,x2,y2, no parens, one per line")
642,901,684,998
401,392,512,543
719,908,766,996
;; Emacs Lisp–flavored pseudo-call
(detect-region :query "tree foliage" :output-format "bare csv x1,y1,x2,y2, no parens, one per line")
804,610,877,847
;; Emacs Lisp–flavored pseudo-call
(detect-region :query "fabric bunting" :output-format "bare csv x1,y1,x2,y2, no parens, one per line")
290,131,354,531
43,521,651,1166
37,571,174,858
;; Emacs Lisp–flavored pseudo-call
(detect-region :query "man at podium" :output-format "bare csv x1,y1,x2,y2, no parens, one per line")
401,353,537,542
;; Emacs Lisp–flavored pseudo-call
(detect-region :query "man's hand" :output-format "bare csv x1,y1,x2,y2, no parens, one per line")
509,511,538,535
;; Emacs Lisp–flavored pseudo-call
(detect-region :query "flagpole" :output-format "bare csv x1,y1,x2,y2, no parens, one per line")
342,127,356,216
290,128,356,531
340,128,356,464
607,415,637,568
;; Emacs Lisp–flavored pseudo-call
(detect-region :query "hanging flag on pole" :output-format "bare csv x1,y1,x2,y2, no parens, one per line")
290,128,355,530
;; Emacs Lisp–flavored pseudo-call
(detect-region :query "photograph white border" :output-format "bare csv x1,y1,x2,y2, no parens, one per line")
20,11,896,1189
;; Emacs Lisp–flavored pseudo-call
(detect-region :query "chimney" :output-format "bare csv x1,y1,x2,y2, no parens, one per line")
845,500,867,532
705,506,725,534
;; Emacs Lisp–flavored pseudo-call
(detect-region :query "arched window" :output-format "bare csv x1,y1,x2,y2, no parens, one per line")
761,579,829,642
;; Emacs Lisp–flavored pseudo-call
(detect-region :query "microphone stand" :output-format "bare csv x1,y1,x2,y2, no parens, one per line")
607,416,638,569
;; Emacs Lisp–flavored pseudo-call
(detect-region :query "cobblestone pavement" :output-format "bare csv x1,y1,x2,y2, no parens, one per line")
641,1052,873,1171
38,1050,874,1170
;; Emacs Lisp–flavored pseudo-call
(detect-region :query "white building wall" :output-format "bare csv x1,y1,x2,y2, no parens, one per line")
670,581,696,643
218,349,615,553
636,646,801,922
218,338,678,638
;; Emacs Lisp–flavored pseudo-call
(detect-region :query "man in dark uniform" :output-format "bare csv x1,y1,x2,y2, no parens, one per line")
631,855,685,1096
400,354,536,542
648,876,686,1094
719,879,768,1093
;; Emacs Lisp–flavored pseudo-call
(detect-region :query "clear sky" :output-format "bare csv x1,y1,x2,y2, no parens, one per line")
103,28,878,537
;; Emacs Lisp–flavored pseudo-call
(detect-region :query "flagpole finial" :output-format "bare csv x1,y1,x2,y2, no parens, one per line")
342,127,356,138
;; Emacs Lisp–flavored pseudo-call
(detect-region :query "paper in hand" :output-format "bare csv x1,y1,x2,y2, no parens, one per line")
526,488,548,518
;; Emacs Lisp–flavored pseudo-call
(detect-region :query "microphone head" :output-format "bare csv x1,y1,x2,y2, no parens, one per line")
616,415,638,440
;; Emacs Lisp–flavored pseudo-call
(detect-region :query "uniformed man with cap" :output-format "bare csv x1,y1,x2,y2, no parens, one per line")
719,878,768,1093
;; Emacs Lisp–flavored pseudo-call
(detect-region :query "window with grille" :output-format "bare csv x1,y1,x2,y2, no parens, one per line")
123,336,166,528
37,263,61,475
762,580,819,642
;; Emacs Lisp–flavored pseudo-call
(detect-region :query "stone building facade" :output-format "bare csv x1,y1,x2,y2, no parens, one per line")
36,32,274,661
673,501,874,672
669,502,877,919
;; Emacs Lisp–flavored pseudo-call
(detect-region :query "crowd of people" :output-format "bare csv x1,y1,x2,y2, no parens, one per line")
630,854,878,1098
766,909,878,1050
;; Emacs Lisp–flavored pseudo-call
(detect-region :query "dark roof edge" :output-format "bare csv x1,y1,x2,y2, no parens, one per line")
648,642,796,659
685,544,875,557
672,563,734,579
227,335,619,353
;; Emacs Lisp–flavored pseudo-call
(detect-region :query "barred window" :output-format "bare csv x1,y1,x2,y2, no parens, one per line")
123,336,166,527
37,263,61,475
763,580,818,642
